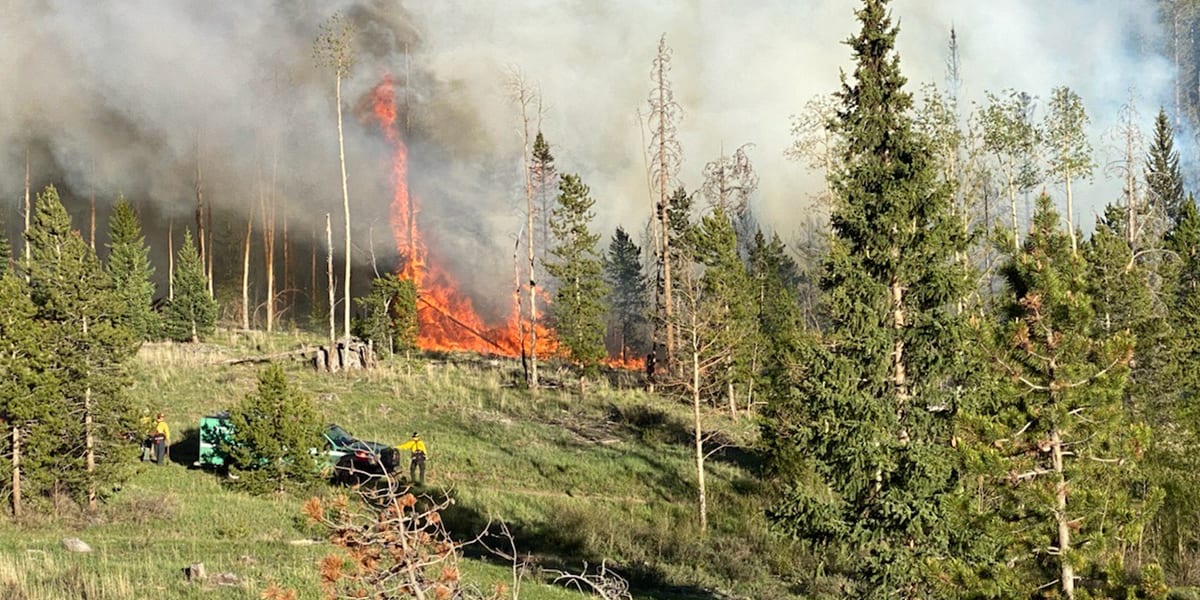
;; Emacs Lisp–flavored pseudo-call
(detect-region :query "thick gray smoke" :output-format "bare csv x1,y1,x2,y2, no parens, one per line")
0,0,1175,314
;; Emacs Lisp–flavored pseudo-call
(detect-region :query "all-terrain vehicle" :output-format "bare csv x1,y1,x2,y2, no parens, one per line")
194,413,397,482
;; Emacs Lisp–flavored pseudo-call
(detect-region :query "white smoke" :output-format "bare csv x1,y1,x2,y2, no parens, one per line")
0,0,1176,311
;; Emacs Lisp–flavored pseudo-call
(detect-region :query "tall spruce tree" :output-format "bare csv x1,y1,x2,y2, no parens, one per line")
0,271,62,516
354,275,417,357
545,173,608,370
762,1,971,596
165,230,217,342
603,226,651,361
1154,195,1200,580
106,196,159,341
957,196,1146,599
1147,107,1187,227
25,185,139,508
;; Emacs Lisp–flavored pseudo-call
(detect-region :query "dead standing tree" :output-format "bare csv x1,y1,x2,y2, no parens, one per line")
647,34,684,369
507,69,544,391
315,12,357,342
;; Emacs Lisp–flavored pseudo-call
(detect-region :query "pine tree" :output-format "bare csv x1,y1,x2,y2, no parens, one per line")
688,207,756,416
531,131,558,267
25,184,139,508
545,174,608,370
1147,107,1187,227
603,226,651,361
354,275,417,357
958,196,1145,599
106,196,159,341
1153,195,1200,579
762,1,972,595
0,220,10,278
225,363,323,494
165,230,217,342
0,271,63,516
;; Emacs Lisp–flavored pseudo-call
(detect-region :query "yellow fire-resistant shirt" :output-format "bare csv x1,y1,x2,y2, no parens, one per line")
153,419,170,442
397,437,427,456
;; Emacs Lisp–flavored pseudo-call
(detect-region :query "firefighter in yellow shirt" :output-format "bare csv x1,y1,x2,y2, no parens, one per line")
396,432,427,484
150,413,170,466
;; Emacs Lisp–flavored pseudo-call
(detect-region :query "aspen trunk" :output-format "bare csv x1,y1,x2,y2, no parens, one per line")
196,156,206,291
692,330,707,533
23,151,30,267
891,276,909,410
1066,171,1076,256
1052,428,1074,599
1007,162,1019,240
326,213,336,349
85,386,95,509
83,315,96,510
168,219,175,300
336,75,352,342
261,175,276,333
518,99,539,391
242,203,253,330
11,425,20,519
206,202,214,297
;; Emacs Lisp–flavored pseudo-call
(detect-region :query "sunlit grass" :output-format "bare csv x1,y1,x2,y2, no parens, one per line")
0,331,795,599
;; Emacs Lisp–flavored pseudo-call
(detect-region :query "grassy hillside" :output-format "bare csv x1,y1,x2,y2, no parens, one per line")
0,332,803,599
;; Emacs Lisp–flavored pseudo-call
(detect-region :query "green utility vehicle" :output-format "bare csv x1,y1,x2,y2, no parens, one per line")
194,413,398,482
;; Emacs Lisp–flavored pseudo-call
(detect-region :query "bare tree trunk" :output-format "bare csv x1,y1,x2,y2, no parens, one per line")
512,75,539,390
11,426,20,519
89,161,96,251
85,385,95,509
206,202,214,297
196,152,207,293
656,66,675,367
691,327,707,533
336,75,352,343
326,213,336,349
1007,163,1019,239
23,150,30,268
514,234,528,381
1065,171,1076,256
1052,428,1074,599
242,203,253,331
891,276,909,438
311,224,318,321
83,315,96,510
168,219,175,300
261,165,277,333
282,199,291,320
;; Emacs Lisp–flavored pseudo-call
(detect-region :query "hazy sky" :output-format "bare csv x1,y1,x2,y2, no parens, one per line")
0,0,1176,309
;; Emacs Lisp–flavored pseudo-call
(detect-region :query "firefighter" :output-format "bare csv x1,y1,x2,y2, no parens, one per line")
396,432,427,484
150,413,171,466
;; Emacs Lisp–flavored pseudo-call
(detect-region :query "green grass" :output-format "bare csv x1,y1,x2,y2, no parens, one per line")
0,332,802,599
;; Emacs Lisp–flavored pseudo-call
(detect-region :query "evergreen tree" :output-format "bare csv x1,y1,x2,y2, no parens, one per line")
603,226,651,361
225,363,323,494
165,230,217,342
688,207,756,414
0,271,63,515
531,131,558,267
747,231,805,410
1153,195,1200,579
956,196,1146,599
0,221,10,278
1147,107,1187,227
25,184,139,508
762,1,972,596
106,196,159,341
545,173,608,370
354,275,417,357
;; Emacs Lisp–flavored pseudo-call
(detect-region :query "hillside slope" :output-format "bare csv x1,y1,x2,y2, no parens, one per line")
0,335,801,599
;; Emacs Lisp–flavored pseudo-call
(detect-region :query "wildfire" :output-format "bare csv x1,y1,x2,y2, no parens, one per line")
368,74,547,357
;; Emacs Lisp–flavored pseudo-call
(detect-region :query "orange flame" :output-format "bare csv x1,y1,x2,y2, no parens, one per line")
369,74,553,357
